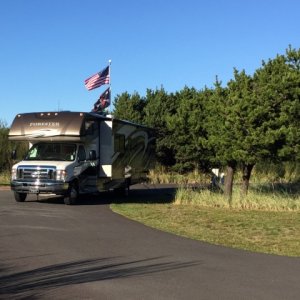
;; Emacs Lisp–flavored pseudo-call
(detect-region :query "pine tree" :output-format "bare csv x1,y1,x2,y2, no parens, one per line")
144,88,178,166
113,91,145,124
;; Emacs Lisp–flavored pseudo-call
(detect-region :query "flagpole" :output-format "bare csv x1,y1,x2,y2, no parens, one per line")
108,59,112,114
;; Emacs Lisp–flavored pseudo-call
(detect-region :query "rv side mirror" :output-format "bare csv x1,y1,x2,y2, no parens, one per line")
89,150,96,160
11,150,17,160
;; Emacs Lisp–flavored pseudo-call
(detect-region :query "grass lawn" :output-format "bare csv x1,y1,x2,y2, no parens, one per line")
111,202,300,257
0,171,10,186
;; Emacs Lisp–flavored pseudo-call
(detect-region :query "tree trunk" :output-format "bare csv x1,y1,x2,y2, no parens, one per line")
224,163,236,205
241,163,254,197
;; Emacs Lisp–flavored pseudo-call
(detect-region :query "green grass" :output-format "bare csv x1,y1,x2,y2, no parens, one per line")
111,203,300,257
148,167,211,185
174,185,300,211
111,185,300,257
0,170,10,185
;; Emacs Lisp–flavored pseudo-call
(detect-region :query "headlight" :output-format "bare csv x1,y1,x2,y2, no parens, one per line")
56,170,67,181
11,169,17,180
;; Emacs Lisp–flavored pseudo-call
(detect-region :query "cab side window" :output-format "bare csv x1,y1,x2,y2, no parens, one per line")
78,145,86,161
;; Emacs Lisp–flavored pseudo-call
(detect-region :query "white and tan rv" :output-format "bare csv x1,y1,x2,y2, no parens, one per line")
9,111,155,204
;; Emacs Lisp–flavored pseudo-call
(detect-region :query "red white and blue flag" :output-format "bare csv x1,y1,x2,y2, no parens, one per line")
85,66,110,91
92,87,111,112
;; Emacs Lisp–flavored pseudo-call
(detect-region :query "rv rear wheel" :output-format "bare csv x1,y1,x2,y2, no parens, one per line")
64,183,79,205
14,192,27,202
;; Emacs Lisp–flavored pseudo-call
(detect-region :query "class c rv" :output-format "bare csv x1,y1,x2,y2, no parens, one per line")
8,111,155,205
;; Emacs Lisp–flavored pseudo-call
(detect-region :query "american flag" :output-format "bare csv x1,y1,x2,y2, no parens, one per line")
92,87,111,112
85,66,110,91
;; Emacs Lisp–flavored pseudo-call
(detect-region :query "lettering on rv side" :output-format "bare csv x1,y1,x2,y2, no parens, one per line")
29,122,60,127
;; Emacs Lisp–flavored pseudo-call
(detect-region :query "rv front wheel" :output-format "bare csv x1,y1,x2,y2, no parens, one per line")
14,192,27,202
64,183,78,205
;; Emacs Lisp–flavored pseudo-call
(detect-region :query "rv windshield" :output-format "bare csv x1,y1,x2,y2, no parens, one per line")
25,143,77,161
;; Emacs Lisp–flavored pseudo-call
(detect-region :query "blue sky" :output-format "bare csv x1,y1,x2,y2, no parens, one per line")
1,0,299,126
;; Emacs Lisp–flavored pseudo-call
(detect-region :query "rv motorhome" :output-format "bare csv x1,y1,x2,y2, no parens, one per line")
8,111,155,204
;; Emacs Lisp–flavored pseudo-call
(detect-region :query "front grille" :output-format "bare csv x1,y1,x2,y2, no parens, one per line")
17,166,56,180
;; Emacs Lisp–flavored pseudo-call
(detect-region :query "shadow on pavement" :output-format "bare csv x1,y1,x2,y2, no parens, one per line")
0,256,200,299
34,184,178,206
111,184,177,205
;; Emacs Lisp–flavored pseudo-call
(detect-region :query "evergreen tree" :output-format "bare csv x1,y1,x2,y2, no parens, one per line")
167,86,212,172
0,120,28,172
226,69,258,196
144,88,178,166
253,47,300,163
0,121,10,172
113,91,145,124
205,78,237,200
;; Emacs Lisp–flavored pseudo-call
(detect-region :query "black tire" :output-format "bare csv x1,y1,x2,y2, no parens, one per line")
14,192,27,202
64,182,79,205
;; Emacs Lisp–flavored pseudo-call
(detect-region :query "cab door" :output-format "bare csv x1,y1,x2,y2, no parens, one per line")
74,145,97,193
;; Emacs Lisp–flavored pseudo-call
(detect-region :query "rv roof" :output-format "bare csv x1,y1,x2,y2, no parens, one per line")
8,111,109,141
9,111,153,141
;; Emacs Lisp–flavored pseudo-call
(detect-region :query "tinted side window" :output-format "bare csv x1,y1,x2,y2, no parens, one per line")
78,145,86,161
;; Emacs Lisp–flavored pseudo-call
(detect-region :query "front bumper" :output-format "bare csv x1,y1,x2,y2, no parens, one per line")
11,180,69,195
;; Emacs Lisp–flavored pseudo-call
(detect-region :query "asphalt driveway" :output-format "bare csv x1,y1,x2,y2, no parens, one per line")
0,187,299,299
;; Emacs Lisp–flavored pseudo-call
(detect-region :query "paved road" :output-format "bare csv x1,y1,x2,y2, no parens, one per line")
0,186,299,299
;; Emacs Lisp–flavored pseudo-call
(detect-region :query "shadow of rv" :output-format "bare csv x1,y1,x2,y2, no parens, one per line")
33,184,177,206
111,184,177,205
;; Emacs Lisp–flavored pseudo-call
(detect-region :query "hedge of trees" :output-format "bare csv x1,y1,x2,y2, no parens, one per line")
113,46,300,199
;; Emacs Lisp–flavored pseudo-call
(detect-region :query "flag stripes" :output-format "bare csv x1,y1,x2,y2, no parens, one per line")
84,66,110,91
